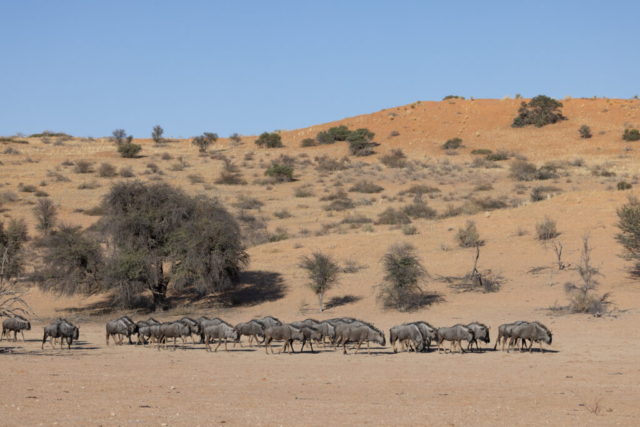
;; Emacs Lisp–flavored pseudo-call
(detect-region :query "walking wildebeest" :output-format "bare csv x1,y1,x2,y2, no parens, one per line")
196,317,226,343
494,321,529,351
263,325,304,355
390,324,424,353
333,319,379,349
203,322,240,352
338,324,386,355
117,316,137,344
234,320,265,347
177,317,201,344
436,325,475,354
254,316,282,328
291,319,333,349
507,321,552,353
403,321,437,352
1,315,31,342
158,322,192,350
106,318,133,345
299,326,324,352
466,322,491,352
42,320,79,350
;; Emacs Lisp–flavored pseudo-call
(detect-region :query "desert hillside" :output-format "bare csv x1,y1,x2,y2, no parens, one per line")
2,97,640,425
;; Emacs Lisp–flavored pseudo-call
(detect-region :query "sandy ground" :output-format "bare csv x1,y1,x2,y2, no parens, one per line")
2,98,640,425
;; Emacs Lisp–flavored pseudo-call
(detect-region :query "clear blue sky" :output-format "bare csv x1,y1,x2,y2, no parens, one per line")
1,1,638,138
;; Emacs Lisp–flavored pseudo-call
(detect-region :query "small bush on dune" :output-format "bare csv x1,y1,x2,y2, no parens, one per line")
119,166,135,178
455,220,483,248
216,159,246,185
192,133,218,152
536,216,558,240
294,186,314,198
347,128,375,156
402,202,437,219
579,125,592,139
315,155,350,172
623,129,640,141
255,132,283,148
442,137,462,150
402,225,418,235
509,160,556,181
264,163,294,182
98,163,117,178
301,138,317,147
531,186,561,202
151,125,164,144
377,243,430,312
234,195,263,210
486,151,510,161
380,149,407,168
187,174,205,184
471,149,492,155
377,207,411,225
324,199,355,212
617,181,632,191
74,160,94,174
118,143,142,158
512,95,566,128
349,180,384,193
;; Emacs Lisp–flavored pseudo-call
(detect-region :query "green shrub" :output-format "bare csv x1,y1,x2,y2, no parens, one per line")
264,163,294,182
347,128,375,156
512,95,566,128
328,125,351,141
618,181,632,191
486,151,509,161
255,132,283,148
118,143,142,158
579,125,592,139
442,137,462,150
301,138,317,147
623,129,640,141
443,95,465,100
151,125,164,144
316,131,335,145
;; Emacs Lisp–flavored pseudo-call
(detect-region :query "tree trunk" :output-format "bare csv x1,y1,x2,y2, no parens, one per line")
150,263,169,311
318,291,324,312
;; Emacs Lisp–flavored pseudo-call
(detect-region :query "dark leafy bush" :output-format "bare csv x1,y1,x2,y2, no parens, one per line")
623,129,640,141
512,95,566,128
229,133,242,145
255,132,283,148
486,151,510,161
112,129,127,145
118,143,142,158
618,181,632,191
33,198,57,235
347,128,375,156
509,160,556,181
152,125,164,144
316,131,335,145
443,95,465,100
579,125,592,139
264,163,294,182
442,137,462,150
377,243,429,312
192,133,218,152
328,125,351,141
531,186,561,202
324,199,355,211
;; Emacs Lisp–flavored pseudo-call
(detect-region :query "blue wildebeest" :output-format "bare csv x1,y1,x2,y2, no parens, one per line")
436,325,475,354
466,322,491,352
177,317,201,344
158,322,192,350
404,321,437,352
263,325,304,355
42,320,79,350
254,316,282,328
494,321,529,351
117,316,137,344
134,318,159,346
1,315,31,342
234,320,265,347
507,321,552,354
106,318,133,345
299,326,324,352
203,322,240,352
338,324,386,355
390,324,424,353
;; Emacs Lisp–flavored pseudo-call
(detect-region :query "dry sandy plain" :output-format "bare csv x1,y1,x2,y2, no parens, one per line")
2,98,640,425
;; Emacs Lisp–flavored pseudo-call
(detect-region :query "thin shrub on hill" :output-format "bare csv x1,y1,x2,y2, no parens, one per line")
264,163,294,182
402,202,437,219
349,180,384,193
536,216,558,240
301,138,317,147
442,137,462,150
377,243,431,312
347,128,375,156
455,220,483,248
377,207,411,225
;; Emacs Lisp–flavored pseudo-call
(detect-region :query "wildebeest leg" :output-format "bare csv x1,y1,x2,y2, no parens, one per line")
224,338,228,352
41,333,46,349
214,337,222,353
309,341,314,353
540,341,543,354
342,339,349,355
529,339,534,353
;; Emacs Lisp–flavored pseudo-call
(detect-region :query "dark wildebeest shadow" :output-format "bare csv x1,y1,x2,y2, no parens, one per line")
325,295,362,309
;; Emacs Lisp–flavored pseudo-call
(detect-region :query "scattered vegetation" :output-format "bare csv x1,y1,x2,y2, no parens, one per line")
509,160,556,181
98,163,117,178
579,125,592,139
617,181,632,191
455,220,483,248
152,125,164,144
442,137,462,150
216,159,246,185
192,133,218,152
73,160,94,174
264,163,294,182
32,198,57,235
377,207,411,225
347,128,375,156
301,138,317,147
118,143,142,158
471,149,492,155
349,180,384,193
377,243,430,312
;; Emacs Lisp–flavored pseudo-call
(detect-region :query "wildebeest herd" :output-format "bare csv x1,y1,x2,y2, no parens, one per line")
1,315,553,355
